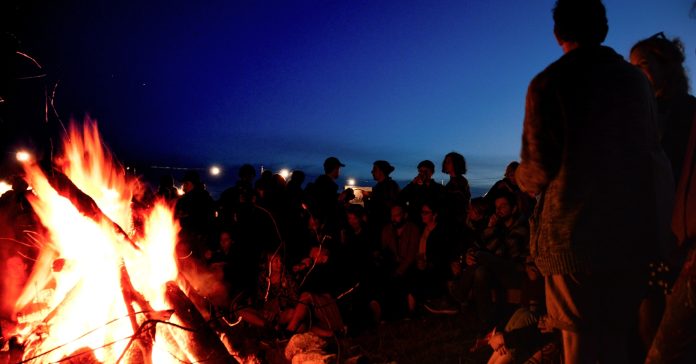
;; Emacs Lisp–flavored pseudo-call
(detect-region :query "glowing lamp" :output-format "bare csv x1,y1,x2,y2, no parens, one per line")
347,178,356,186
279,169,290,180
16,150,31,162
210,166,221,176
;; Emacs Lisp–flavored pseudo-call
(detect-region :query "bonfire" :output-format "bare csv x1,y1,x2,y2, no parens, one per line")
4,119,240,363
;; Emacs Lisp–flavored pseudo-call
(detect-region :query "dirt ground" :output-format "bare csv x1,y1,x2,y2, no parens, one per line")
246,309,495,364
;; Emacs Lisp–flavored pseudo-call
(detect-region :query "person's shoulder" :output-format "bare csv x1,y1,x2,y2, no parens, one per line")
315,174,331,183
387,178,400,189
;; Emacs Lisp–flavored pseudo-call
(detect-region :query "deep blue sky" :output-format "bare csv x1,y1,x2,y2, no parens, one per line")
9,0,696,193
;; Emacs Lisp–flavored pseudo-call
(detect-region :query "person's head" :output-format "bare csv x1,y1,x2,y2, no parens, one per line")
442,152,467,176
219,230,234,254
390,204,407,227
417,160,435,182
272,173,287,189
630,33,690,99
372,160,395,182
494,192,518,221
323,156,345,179
420,200,439,226
181,170,202,193
289,170,305,185
468,197,490,223
553,0,608,49
346,204,366,232
238,164,256,183
504,161,519,183
342,187,356,204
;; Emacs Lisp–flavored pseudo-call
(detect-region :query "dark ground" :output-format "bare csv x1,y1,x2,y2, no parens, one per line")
230,308,496,364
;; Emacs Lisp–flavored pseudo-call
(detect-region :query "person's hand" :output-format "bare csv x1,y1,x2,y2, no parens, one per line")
417,256,427,270
450,261,462,276
488,332,507,355
413,175,423,185
465,251,478,266
488,214,498,228
538,315,553,333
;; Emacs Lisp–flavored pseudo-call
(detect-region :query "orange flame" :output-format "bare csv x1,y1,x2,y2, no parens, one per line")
14,118,181,363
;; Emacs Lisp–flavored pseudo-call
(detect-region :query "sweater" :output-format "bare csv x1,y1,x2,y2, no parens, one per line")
517,45,674,275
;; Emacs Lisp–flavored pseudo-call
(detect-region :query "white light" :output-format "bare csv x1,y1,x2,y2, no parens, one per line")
0,181,11,195
210,166,221,176
347,178,356,186
279,169,290,180
16,150,31,162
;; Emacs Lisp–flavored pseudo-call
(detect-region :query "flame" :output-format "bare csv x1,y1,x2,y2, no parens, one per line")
0,180,11,195
14,118,181,363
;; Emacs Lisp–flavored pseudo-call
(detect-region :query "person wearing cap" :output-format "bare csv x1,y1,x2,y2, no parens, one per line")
306,156,346,234
366,160,400,232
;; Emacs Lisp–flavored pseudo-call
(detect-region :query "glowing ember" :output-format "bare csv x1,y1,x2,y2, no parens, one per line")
10,118,191,363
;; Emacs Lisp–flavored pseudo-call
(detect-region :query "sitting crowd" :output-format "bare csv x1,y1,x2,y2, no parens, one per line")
158,152,559,362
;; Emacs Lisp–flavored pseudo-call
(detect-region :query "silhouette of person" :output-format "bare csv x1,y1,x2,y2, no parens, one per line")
366,160,400,232
633,33,696,364
515,1,673,362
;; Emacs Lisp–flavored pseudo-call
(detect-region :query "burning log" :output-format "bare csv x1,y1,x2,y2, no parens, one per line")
40,164,139,250
175,272,214,322
163,282,237,364
118,264,154,363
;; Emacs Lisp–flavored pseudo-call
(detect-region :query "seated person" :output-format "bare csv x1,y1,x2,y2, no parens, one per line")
373,204,421,319
459,192,530,327
409,201,459,314
484,258,560,364
284,214,345,337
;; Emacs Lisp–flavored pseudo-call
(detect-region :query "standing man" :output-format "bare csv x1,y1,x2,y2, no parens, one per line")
307,156,347,234
515,1,673,362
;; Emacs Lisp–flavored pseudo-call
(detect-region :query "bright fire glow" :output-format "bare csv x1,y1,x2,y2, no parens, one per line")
0,180,11,195
279,168,290,180
13,118,182,363
16,150,32,162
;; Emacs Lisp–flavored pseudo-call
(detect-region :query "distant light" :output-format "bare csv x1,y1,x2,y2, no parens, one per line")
347,178,356,186
16,150,31,162
210,165,221,176
0,181,11,195
279,169,290,180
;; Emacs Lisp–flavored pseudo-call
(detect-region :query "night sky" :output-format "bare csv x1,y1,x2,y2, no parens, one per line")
3,0,695,196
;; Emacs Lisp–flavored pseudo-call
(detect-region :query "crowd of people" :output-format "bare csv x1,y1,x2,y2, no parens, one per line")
1,0,696,363
162,152,550,354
